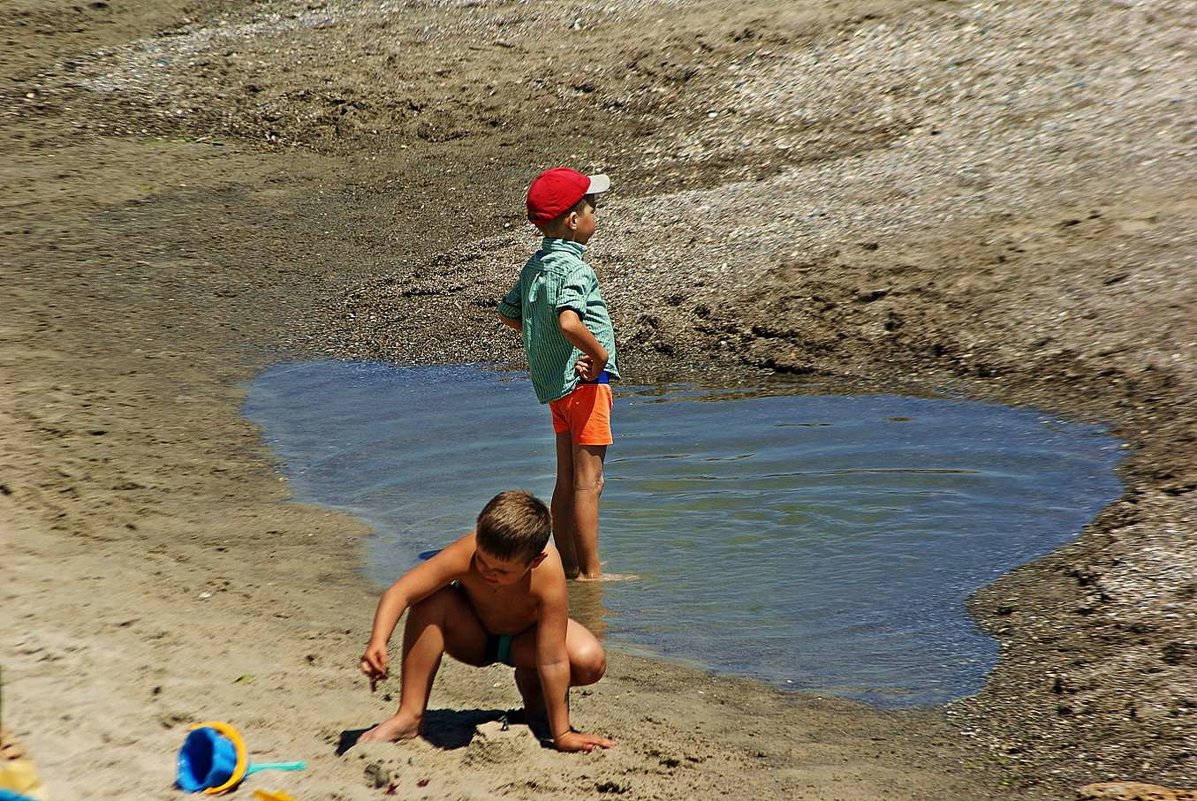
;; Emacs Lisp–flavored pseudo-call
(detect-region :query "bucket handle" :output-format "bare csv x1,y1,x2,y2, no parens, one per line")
246,761,307,776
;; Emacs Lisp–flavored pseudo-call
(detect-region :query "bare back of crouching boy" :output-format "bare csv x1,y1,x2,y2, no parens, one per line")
358,490,615,753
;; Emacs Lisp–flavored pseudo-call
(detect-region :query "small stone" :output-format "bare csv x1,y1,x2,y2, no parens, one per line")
364,762,390,788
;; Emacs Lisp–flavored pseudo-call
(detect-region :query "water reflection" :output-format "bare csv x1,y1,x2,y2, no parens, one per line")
244,361,1124,707
568,581,610,639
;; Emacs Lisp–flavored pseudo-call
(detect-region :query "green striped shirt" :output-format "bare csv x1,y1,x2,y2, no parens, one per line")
497,238,620,403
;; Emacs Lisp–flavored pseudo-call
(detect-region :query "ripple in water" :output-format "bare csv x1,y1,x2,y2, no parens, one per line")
243,362,1123,707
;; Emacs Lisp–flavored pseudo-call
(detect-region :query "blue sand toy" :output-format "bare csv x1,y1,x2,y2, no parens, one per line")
0,791,39,801
176,721,305,795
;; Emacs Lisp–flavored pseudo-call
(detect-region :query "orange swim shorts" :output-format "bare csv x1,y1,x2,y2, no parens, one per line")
549,383,614,445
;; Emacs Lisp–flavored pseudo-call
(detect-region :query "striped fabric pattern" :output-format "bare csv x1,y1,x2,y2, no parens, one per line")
498,238,620,404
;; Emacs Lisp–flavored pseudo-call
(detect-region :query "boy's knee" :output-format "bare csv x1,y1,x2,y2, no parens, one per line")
574,469,604,494
409,586,454,621
572,643,607,686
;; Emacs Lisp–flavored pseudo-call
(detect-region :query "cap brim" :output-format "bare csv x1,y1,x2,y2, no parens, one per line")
586,173,611,194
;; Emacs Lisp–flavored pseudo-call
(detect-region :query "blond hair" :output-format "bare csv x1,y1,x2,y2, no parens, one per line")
476,490,552,562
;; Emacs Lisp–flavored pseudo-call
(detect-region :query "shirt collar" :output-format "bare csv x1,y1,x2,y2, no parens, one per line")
541,237,587,257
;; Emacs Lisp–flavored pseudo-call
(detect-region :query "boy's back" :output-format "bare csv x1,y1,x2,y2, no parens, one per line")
503,238,620,404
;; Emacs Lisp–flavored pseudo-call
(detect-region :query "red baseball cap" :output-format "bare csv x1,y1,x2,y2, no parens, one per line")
526,168,611,224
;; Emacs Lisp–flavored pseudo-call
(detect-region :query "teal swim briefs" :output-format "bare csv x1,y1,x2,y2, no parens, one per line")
484,633,515,667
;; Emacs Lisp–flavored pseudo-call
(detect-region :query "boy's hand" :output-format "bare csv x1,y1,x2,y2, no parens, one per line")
360,641,389,691
574,354,594,379
574,351,607,382
554,729,615,753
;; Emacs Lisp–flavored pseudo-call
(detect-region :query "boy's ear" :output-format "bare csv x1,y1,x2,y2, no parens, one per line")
529,552,548,569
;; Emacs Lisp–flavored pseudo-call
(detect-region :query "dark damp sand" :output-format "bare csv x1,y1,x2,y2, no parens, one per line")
2,1,1194,798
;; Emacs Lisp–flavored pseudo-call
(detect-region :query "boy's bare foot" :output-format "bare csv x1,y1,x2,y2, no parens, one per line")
358,713,421,744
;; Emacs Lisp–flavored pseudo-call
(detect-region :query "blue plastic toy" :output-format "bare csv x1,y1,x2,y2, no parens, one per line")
176,721,305,795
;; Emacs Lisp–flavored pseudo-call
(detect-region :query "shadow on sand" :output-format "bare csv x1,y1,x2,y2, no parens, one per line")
337,707,516,755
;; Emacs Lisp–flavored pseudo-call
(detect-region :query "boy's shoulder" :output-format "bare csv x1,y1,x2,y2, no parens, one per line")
531,243,592,271
519,252,595,302
528,546,569,598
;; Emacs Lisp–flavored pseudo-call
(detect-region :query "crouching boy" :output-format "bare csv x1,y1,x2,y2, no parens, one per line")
358,490,614,753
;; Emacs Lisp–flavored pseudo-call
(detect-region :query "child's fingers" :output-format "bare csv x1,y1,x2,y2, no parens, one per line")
360,654,387,679
361,662,387,692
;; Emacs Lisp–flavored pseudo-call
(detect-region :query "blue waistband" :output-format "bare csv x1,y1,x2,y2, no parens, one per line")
580,370,611,385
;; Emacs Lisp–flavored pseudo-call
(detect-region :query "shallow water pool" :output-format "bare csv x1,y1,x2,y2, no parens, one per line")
243,361,1123,707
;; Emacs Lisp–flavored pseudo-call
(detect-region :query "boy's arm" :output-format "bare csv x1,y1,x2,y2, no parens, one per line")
534,570,615,753
359,535,473,689
497,281,522,332
557,310,607,381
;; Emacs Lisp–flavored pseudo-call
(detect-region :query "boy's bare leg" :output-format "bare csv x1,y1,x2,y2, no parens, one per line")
552,432,581,578
360,587,488,743
511,619,608,725
571,443,607,580
513,667,547,723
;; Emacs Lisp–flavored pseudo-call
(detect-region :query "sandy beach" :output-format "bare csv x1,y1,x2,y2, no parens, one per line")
3,1,1195,799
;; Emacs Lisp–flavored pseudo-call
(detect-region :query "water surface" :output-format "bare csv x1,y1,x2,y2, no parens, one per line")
243,361,1123,707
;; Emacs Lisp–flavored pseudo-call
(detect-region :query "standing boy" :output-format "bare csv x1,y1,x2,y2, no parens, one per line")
359,490,614,753
497,168,618,581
